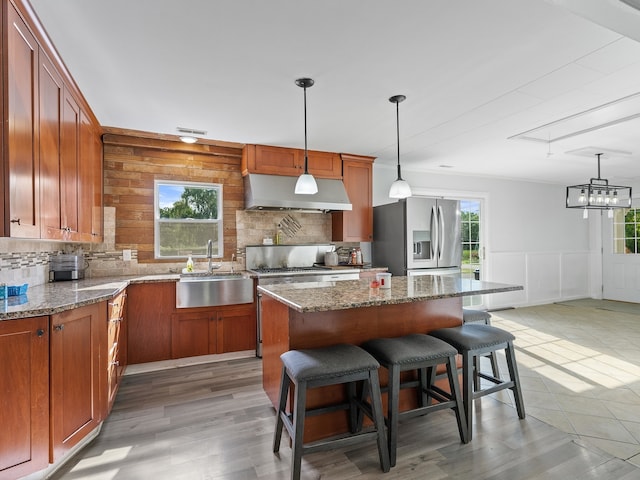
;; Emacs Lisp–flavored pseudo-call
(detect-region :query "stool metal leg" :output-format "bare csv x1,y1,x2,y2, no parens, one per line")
273,366,290,453
505,341,526,419
291,378,308,480
368,369,391,473
462,351,475,441
445,355,469,444
387,363,401,467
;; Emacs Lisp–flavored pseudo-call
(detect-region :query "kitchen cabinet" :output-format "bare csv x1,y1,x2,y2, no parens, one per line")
171,304,256,358
2,0,103,242
79,109,104,241
332,154,375,242
0,316,49,480
6,3,40,238
127,282,175,364
106,289,127,414
50,301,105,462
242,144,342,179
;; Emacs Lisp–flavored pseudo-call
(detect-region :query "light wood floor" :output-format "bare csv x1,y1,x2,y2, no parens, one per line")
51,336,640,479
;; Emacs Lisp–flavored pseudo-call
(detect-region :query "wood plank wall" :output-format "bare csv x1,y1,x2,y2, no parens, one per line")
102,130,244,263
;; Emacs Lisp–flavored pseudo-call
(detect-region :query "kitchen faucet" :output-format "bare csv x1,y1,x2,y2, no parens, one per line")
207,239,213,273
231,254,236,273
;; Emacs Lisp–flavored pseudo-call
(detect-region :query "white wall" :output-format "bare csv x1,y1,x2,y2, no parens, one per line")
373,164,594,309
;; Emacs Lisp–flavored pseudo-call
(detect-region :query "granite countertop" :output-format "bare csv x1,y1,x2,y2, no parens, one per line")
257,275,523,313
0,273,180,320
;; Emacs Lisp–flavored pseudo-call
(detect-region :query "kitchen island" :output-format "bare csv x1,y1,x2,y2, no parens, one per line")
258,274,522,440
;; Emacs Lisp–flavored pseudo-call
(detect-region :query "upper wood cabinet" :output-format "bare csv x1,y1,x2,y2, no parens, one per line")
6,3,40,238
2,0,103,242
242,144,342,179
0,316,50,480
332,154,375,242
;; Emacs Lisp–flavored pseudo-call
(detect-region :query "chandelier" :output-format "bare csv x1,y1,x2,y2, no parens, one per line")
566,153,632,218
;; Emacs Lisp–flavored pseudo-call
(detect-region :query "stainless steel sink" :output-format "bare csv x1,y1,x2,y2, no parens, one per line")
176,274,254,308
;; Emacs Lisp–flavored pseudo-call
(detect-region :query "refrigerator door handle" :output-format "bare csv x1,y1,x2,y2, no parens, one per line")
438,204,444,261
430,205,438,260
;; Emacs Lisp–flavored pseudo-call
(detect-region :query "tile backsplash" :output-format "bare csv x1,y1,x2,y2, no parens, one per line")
0,207,364,287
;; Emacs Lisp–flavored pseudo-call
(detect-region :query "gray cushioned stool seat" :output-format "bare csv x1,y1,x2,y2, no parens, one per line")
430,323,525,441
462,308,492,324
274,344,390,480
361,334,468,467
462,309,500,379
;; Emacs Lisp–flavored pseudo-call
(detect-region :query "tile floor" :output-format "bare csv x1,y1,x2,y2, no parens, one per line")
487,300,640,466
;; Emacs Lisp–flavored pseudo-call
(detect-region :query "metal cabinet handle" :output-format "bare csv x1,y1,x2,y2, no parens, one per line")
10,218,20,225
37,329,45,337
53,324,64,331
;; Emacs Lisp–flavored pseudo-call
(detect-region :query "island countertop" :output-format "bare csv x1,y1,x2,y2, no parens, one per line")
257,275,523,313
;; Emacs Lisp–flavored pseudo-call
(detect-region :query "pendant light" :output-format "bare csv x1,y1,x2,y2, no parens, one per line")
294,78,318,195
566,153,632,219
388,95,412,199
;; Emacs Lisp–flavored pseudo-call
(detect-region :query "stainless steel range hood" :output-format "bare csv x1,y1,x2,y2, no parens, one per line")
243,174,352,212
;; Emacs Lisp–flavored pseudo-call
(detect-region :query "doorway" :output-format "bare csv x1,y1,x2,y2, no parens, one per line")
602,201,640,303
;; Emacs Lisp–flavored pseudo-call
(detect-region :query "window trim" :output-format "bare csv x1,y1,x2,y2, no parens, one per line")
153,179,223,260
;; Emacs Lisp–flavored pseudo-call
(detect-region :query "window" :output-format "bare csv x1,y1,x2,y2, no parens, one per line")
613,208,640,254
460,200,480,278
154,180,223,259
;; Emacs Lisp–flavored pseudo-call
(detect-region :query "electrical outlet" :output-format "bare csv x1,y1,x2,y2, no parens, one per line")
123,249,132,261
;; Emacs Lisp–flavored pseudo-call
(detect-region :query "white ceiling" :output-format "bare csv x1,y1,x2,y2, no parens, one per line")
28,0,640,185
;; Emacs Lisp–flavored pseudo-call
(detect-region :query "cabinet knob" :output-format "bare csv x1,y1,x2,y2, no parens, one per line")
10,218,20,225
53,324,64,331
36,329,45,337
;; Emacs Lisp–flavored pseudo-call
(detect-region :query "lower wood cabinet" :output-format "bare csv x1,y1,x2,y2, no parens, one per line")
127,282,175,364
128,281,257,364
0,316,49,480
50,302,106,462
107,289,127,414
171,304,257,358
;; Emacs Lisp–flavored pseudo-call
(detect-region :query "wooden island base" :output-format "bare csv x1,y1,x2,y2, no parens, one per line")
261,294,463,442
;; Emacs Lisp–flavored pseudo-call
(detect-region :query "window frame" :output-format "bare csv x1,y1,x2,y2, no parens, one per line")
153,179,223,260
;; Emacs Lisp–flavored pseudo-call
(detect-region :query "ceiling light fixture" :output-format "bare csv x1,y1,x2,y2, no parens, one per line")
566,153,632,219
388,94,412,199
294,78,318,195
176,127,206,144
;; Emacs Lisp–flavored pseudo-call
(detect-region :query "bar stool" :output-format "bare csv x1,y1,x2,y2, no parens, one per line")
273,344,390,480
463,308,500,381
429,323,525,441
361,334,468,467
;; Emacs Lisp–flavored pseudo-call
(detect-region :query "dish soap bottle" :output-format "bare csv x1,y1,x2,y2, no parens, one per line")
186,255,194,272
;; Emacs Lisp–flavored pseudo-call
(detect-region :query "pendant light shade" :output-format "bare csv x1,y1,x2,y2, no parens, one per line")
294,78,318,195
388,95,412,199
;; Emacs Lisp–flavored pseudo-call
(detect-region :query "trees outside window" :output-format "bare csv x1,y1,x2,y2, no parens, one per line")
613,208,640,254
154,180,223,259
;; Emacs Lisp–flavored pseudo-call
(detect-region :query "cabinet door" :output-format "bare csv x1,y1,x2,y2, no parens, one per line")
39,52,64,240
106,289,127,414
127,282,175,364
60,89,80,239
78,110,95,241
171,310,216,358
304,150,342,179
50,302,105,462
332,155,374,242
247,144,299,176
0,317,49,480
7,5,40,238
217,304,256,353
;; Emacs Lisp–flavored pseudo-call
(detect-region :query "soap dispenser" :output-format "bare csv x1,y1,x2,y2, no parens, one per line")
186,255,194,272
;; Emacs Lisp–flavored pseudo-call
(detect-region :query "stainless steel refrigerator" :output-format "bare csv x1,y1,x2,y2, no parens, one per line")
373,197,462,276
